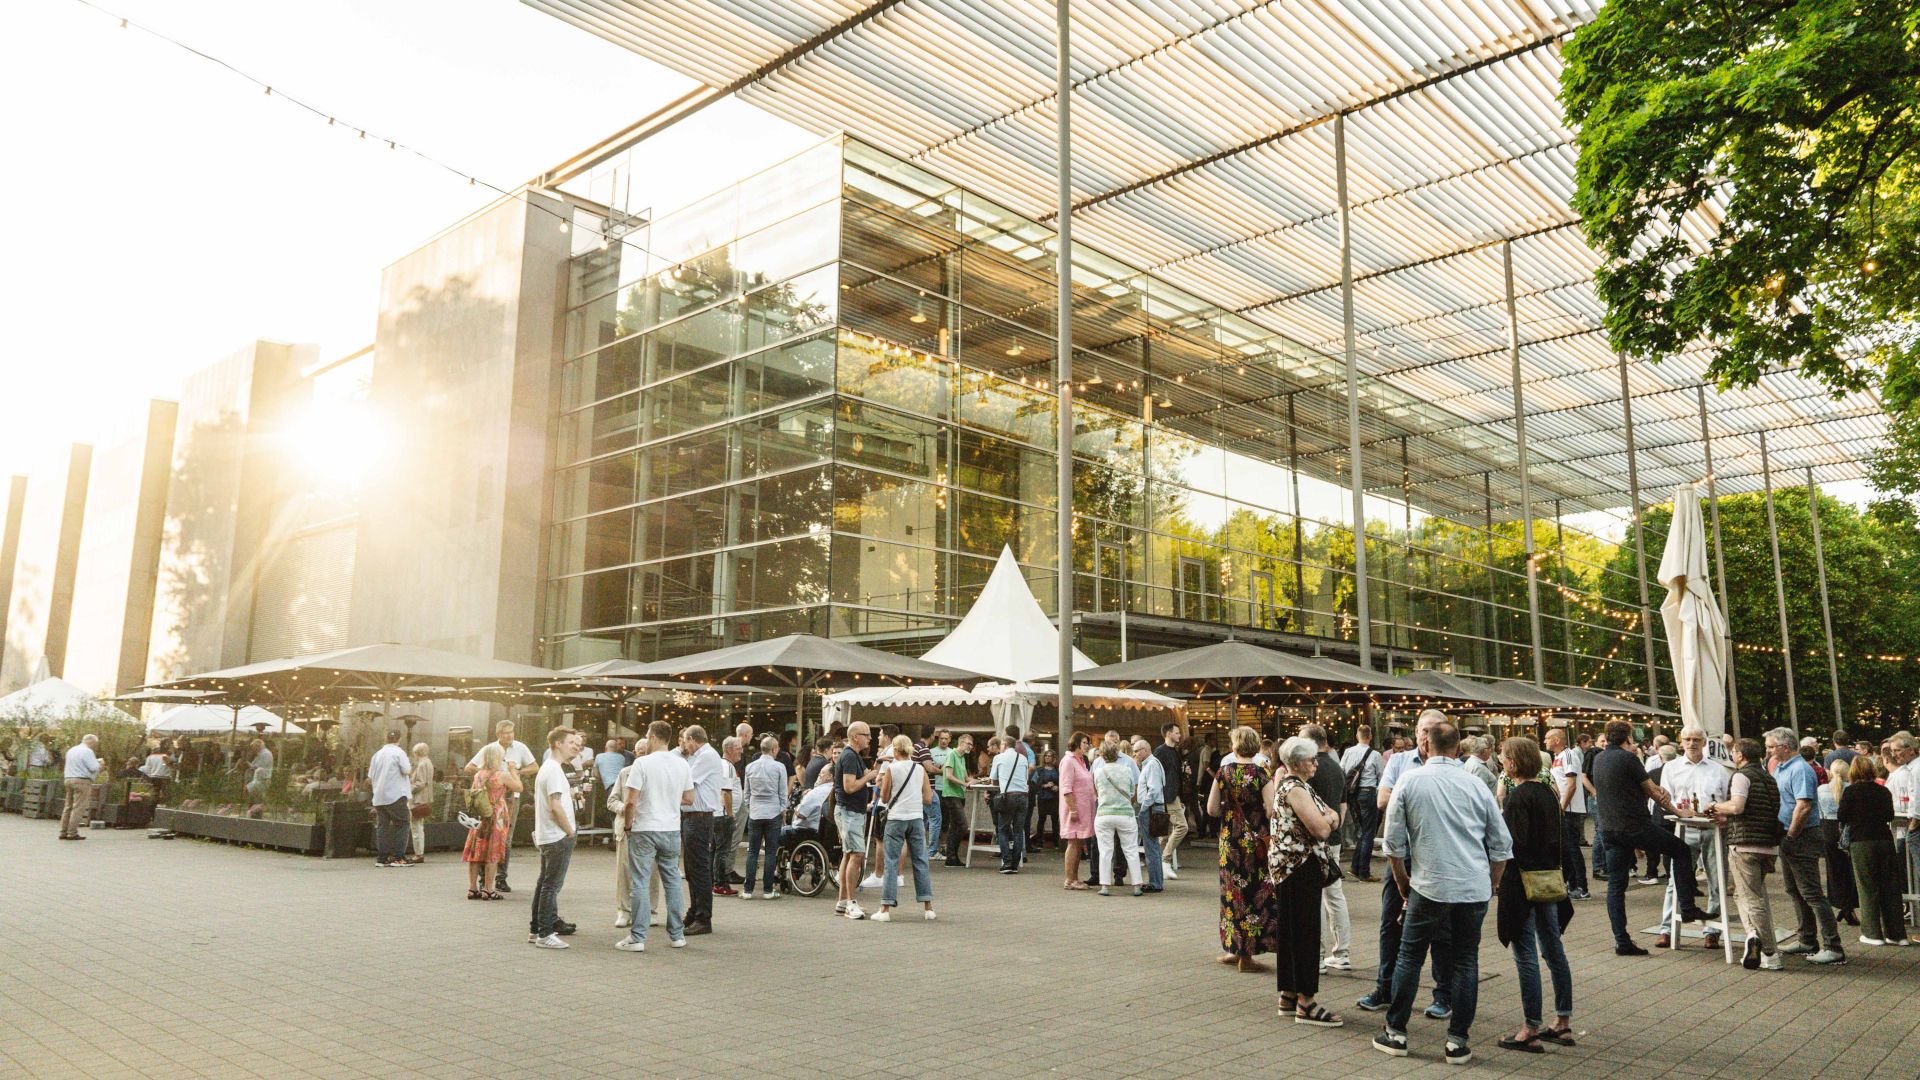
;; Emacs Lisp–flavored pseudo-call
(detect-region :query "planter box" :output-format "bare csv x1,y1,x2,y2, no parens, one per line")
154,807,324,853
22,779,64,820
324,800,372,859
0,776,21,813
100,800,156,829
425,820,468,852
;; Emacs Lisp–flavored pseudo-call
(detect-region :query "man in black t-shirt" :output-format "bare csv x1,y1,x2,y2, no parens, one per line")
1152,723,1188,871
833,723,879,920
1590,720,1705,955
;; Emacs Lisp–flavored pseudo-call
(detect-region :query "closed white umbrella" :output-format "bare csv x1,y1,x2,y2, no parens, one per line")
1658,485,1730,736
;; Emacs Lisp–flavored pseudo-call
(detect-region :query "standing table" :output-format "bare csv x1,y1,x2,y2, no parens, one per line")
1665,813,1735,964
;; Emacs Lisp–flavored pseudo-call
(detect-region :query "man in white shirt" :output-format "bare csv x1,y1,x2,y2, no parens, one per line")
59,735,101,840
680,726,724,935
366,730,413,867
617,720,694,952
467,721,537,892
1545,728,1592,900
1657,727,1731,949
989,734,1031,874
711,736,743,898
529,727,582,949
244,739,275,804
1886,733,1918,896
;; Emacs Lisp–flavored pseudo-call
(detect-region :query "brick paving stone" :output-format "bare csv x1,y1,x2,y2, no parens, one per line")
3,814,1918,1077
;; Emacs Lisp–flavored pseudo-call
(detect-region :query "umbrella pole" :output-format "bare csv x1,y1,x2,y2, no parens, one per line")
795,685,805,753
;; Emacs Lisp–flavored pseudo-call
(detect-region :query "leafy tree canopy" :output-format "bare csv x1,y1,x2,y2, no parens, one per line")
1562,0,1920,492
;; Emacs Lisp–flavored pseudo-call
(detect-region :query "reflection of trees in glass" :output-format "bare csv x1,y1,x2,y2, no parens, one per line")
149,412,246,683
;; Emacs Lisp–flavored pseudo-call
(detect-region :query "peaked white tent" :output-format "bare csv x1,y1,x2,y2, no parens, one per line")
1659,485,1731,737
921,546,1093,680
0,658,102,720
147,704,302,737
825,548,1178,731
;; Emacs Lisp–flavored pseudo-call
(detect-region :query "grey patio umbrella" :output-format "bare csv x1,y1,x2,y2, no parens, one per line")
1549,684,1675,719
599,633,988,744
1392,671,1569,715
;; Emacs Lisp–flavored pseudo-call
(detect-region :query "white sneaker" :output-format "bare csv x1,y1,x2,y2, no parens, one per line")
860,874,883,890
844,901,867,920
534,934,568,950
1892,937,1913,947
872,909,892,922
1322,956,1353,972
1164,868,1179,881
1807,948,1847,965
739,891,755,900
669,938,686,949
614,939,645,953
834,899,848,914
614,913,631,928
924,909,937,921
1759,951,1783,970
764,890,781,900
1860,935,1886,946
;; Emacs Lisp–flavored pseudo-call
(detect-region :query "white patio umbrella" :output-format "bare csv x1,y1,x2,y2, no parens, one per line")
1658,485,1731,736
148,704,303,736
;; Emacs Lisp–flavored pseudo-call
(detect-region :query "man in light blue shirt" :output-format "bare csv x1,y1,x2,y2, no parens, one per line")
59,735,101,840
990,736,1030,873
1766,727,1844,962
1374,722,1511,1066
1358,711,1454,1018
1131,738,1166,891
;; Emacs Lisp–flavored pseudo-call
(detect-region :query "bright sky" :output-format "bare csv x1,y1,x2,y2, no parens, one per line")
0,0,814,477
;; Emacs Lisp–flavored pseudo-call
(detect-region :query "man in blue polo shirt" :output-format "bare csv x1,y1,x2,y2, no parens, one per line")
1766,727,1846,964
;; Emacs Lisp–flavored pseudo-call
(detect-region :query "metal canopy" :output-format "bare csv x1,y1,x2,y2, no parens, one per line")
524,0,1884,523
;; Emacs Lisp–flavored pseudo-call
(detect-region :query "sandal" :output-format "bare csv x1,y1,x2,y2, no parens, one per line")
1277,993,1298,1017
1064,881,1089,891
1539,1028,1576,1047
467,889,483,900
482,890,504,901
1294,1001,1343,1028
1498,1036,1546,1054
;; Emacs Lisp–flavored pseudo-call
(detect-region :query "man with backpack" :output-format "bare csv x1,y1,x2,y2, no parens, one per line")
1341,724,1383,881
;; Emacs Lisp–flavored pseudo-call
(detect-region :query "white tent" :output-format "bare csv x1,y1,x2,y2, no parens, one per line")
148,704,303,736
920,546,1093,681
1658,485,1730,737
0,658,101,720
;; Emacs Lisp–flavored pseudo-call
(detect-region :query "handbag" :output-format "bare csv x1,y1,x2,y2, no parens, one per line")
465,777,494,835
409,802,431,821
1317,851,1343,887
1148,806,1170,837
1521,868,1568,903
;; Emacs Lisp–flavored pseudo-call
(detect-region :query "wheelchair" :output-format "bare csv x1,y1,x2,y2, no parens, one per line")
775,811,843,898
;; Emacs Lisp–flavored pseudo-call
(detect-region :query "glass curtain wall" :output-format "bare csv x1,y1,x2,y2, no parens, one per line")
541,136,1666,703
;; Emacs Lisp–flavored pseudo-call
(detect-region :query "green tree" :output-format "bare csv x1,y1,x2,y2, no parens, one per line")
1562,1,1920,491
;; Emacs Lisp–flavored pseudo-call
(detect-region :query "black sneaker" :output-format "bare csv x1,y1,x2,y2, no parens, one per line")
1445,1041,1472,1065
1742,936,1761,970
553,921,577,936
1373,1031,1409,1057
1355,993,1388,1012
1616,942,1650,956
494,882,512,894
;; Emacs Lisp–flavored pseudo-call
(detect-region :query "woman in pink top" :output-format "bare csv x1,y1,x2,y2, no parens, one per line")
1058,732,1095,890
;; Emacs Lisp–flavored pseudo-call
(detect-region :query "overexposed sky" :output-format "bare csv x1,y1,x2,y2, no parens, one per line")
0,0,813,476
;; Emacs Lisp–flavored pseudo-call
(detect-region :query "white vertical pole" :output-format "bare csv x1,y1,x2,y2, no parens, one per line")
1336,113,1371,670
1504,241,1544,686
1054,0,1075,745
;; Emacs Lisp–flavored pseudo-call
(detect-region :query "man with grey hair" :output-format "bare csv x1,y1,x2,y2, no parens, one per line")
1656,727,1729,949
1765,727,1845,964
58,734,101,840
710,735,743,897
1357,709,1456,1018
1544,727,1591,900
1462,736,1497,795
1887,732,1919,893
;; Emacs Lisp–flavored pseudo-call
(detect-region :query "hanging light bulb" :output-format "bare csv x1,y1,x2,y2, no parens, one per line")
1007,343,1024,357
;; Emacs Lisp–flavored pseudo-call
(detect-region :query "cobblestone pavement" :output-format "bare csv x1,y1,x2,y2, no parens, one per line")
5,815,1918,1078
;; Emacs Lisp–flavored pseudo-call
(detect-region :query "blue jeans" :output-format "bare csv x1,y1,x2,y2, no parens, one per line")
530,833,575,937
1137,805,1164,889
1510,901,1573,1028
923,796,942,852
1350,791,1378,877
1386,891,1486,1045
881,818,933,906
626,830,685,944
1601,824,1696,947
1373,878,1453,1007
995,793,1028,870
744,817,780,894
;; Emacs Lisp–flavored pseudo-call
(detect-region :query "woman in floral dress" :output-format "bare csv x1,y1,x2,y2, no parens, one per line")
1207,725,1276,972
462,742,521,900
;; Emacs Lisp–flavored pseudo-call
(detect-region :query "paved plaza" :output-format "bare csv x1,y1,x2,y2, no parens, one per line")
4,814,1918,1079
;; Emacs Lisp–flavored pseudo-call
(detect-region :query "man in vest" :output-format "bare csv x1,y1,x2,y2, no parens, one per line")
1708,737,1785,970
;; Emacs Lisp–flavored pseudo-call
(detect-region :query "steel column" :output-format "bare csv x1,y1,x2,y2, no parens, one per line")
1806,468,1843,729
1697,386,1739,734
1555,499,1576,685
1503,241,1545,686
1336,113,1371,669
1758,430,1798,732
1054,0,1075,746
1617,354,1660,710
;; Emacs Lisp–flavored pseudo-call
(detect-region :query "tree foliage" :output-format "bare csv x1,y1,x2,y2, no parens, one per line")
1562,0,1920,492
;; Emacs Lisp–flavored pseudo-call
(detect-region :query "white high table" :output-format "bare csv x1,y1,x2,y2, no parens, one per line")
1664,814,1735,964
961,783,999,868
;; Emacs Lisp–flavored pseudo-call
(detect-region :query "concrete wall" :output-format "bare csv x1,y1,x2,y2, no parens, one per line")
348,193,568,665
1,444,91,689
0,476,25,673
63,399,178,697
145,342,310,683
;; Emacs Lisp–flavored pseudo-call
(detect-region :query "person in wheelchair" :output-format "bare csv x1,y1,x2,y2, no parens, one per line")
776,770,841,897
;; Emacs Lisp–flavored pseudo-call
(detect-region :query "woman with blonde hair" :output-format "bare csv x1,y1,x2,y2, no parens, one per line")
875,733,936,922
1207,725,1276,972
1820,758,1858,925
1092,738,1143,897
407,743,435,864
463,742,521,900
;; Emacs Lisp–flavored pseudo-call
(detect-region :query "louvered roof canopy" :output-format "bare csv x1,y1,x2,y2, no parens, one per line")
524,0,1885,524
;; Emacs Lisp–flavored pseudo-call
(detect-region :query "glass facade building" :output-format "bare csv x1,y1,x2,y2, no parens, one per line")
545,138,1657,699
